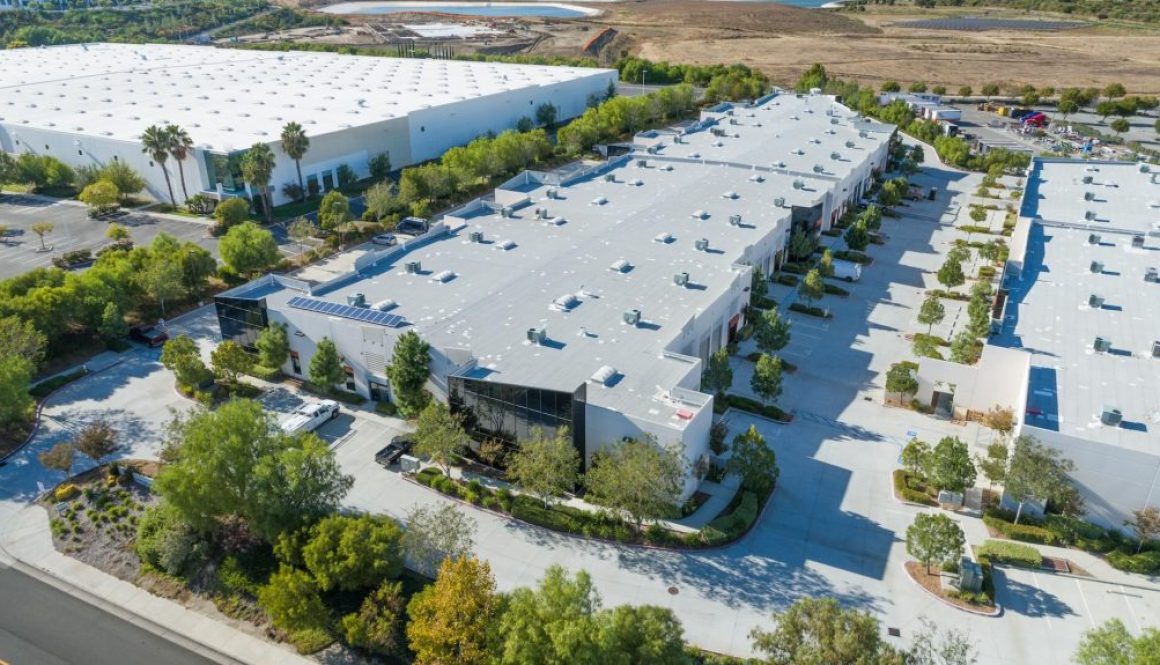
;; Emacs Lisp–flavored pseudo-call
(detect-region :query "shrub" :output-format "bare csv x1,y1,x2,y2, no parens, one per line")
975,540,1042,568
787,303,831,319
893,469,937,506
833,249,872,264
1107,550,1160,575
706,491,758,539
246,364,282,381
136,503,208,577
823,283,849,297
982,514,1060,545
774,273,799,286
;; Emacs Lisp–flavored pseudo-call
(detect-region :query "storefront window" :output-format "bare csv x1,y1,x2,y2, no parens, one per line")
449,377,586,464
214,296,268,351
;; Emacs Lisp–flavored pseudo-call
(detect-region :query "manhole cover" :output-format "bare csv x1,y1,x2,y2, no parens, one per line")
667,586,679,595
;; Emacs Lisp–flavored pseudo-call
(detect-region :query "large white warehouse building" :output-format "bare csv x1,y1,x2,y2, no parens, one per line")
0,43,616,206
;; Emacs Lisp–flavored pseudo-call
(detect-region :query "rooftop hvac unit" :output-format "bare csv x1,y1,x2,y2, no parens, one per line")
373,299,396,312
610,259,630,272
692,209,709,219
546,188,558,199
830,152,841,161
500,206,513,218
729,214,742,226
405,261,421,274
1153,340,1160,358
590,365,617,386
1100,407,1122,427
623,309,642,326
813,165,826,174
604,174,616,183
1090,260,1104,274
695,238,710,251
655,232,673,244
1133,235,1146,248
591,196,607,206
1085,210,1097,221
722,191,739,199
1148,267,1160,282
553,294,579,311
661,164,673,172
774,197,786,207
1088,233,1101,245
859,130,868,138
496,239,516,251
793,180,805,190
674,272,690,287
1094,336,1111,352
628,178,643,187
432,270,455,283
749,173,765,183
673,136,683,144
636,159,648,168
1082,175,1093,184
1142,164,1152,173
547,216,566,226
830,117,839,125
1089,294,1104,308
845,140,856,149
1084,191,1095,201
537,208,548,219
469,231,484,243
527,327,547,345
347,293,367,307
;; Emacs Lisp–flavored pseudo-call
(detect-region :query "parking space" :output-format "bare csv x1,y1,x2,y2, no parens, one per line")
0,194,218,279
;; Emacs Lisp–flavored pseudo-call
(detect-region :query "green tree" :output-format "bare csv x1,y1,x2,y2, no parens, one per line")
909,81,928,93
1005,435,1076,523
0,315,46,368
750,353,784,406
308,337,345,392
29,221,54,251
413,400,467,475
341,580,406,657
937,258,965,290
907,617,977,665
727,425,779,494
949,331,980,364
140,124,176,207
160,335,211,389
241,142,277,223
929,436,976,493
402,502,477,578
385,330,430,417
210,340,252,385
255,322,290,372
966,294,991,339
1125,507,1160,554
901,438,931,478
498,565,602,665
981,83,1000,96
507,427,580,508
406,557,501,665
932,85,947,96
863,203,884,231
755,307,791,355
788,228,814,261
301,514,404,591
97,161,145,202
585,437,685,528
535,102,558,128
177,244,217,297
702,347,734,399
38,441,74,480
73,420,118,466
913,335,942,359
799,269,825,307
917,293,946,335
280,121,310,198
885,363,918,402
820,248,834,277
105,223,131,242
1110,118,1131,136
978,239,1003,265
881,81,901,93
597,605,688,665
971,442,1006,491
213,197,251,233
288,217,314,260
1073,618,1160,665
258,565,329,633
98,302,128,342
1103,82,1126,99
1058,99,1079,121
969,206,987,225
751,266,768,305
369,152,392,181
750,597,904,665
165,125,194,202
906,512,965,573
364,180,398,223
79,180,120,214
155,399,352,538
136,257,183,317
318,190,352,244
844,221,870,251
958,85,973,97
795,63,828,92
220,221,279,277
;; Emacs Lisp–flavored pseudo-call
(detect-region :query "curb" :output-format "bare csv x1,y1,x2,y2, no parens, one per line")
0,358,125,465
900,560,1002,617
0,506,248,665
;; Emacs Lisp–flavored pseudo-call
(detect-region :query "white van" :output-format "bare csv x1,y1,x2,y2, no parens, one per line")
279,400,340,434
832,259,862,282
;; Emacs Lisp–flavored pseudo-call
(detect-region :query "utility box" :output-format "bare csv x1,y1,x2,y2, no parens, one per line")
1101,407,1123,427
1090,261,1104,274
959,558,983,593
1089,294,1104,308
1094,337,1111,352
399,455,421,474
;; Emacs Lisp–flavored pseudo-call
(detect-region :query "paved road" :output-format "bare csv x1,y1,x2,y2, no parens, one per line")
0,564,216,665
0,194,218,279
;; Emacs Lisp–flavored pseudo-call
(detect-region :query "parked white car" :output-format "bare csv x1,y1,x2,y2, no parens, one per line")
279,400,340,434
372,233,397,246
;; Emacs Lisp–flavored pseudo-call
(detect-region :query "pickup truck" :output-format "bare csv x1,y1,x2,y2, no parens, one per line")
279,400,340,434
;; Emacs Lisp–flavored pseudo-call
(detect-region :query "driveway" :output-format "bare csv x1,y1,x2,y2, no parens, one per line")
0,194,219,279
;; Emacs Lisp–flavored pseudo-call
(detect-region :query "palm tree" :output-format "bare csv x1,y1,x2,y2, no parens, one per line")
241,142,277,223
140,125,176,208
280,122,309,200
166,124,194,203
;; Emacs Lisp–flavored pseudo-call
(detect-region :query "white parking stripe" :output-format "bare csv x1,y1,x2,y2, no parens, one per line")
1119,585,1142,632
1075,579,1095,628
1031,572,1053,631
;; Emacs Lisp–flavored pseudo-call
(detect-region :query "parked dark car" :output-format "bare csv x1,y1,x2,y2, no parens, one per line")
130,325,168,347
375,436,414,467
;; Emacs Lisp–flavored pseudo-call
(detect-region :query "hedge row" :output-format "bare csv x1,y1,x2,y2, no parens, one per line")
787,303,831,319
833,249,872,265
30,367,90,400
720,394,792,423
1107,550,1160,575
975,540,1042,568
982,515,1061,545
893,469,937,506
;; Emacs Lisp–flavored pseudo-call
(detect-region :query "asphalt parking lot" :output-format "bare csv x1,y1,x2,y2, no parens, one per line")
0,194,218,279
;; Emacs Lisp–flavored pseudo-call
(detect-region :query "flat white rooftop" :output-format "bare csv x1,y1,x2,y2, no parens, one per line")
1003,159,1160,452
0,43,611,153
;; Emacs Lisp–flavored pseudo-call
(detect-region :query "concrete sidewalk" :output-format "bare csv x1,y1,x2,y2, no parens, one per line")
0,504,315,665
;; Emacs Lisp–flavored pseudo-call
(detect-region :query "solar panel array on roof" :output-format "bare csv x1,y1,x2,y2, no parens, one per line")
287,296,407,327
